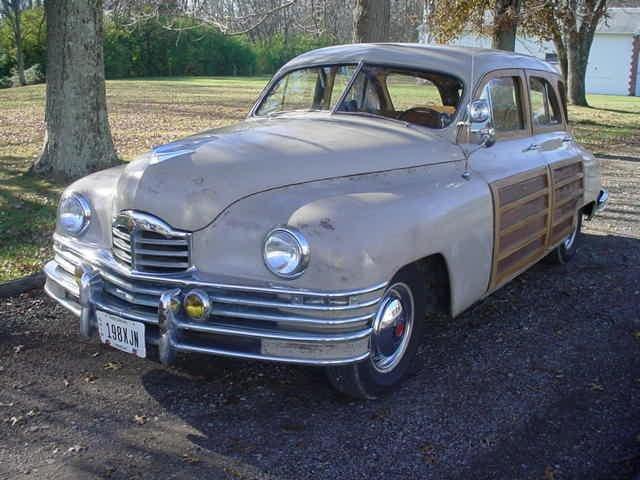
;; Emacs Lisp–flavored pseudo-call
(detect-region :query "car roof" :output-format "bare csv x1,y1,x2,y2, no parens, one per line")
281,43,558,87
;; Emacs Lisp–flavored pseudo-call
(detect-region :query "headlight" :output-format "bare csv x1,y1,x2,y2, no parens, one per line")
263,227,310,278
58,193,91,236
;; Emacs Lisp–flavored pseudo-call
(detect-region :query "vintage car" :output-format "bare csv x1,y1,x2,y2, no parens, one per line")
44,44,608,398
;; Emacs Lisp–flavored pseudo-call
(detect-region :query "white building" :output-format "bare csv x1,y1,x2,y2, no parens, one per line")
419,7,640,96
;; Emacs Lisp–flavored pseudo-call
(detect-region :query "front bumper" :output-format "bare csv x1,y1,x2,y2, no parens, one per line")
44,234,385,366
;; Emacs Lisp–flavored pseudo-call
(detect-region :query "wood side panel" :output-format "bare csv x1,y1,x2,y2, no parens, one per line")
489,166,551,290
547,159,584,249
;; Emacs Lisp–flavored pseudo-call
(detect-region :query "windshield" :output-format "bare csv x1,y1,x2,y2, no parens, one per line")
255,65,356,116
336,65,464,129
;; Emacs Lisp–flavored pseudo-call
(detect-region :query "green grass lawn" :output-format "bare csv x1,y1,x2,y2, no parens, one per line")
1,76,639,282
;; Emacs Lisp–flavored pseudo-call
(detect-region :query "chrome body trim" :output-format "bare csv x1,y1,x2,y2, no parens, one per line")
44,233,387,366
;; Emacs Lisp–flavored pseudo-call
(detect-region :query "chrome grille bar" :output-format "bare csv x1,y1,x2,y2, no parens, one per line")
112,211,191,274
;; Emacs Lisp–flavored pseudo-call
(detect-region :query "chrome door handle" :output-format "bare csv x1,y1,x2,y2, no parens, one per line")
562,135,573,143
523,143,540,152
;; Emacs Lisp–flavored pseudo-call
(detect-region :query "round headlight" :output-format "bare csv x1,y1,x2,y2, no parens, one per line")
263,227,310,278
58,193,91,236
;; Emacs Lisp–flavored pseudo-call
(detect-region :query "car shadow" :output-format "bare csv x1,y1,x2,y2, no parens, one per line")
141,231,640,479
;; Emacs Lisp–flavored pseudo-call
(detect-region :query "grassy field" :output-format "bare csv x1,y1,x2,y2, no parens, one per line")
1,77,639,281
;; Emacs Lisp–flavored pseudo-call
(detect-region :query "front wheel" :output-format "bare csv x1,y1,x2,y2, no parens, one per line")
325,267,426,399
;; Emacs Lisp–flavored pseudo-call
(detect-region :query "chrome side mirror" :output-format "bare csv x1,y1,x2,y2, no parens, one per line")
466,99,496,148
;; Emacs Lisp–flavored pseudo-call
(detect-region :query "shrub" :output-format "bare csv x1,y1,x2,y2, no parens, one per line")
10,63,43,86
0,76,11,89
104,17,257,78
0,6,46,74
253,34,334,75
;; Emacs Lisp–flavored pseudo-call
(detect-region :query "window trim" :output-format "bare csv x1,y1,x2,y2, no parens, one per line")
332,62,467,130
472,68,531,141
249,62,359,118
524,69,566,134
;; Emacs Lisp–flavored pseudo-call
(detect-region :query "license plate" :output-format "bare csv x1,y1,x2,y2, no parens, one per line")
96,311,146,358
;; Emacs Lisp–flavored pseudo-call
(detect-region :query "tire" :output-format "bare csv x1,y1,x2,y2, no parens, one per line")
325,266,427,399
546,213,582,265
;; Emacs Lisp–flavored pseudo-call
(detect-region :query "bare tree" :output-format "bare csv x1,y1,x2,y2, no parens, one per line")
353,0,390,42
32,0,118,179
0,0,27,85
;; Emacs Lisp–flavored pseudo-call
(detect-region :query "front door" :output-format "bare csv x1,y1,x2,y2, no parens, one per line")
469,69,553,291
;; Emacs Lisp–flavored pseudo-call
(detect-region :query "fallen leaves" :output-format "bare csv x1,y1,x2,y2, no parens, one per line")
181,453,201,464
103,361,122,371
589,382,605,392
420,444,438,464
65,445,86,455
544,466,556,480
13,345,24,354
133,414,147,425
84,374,98,383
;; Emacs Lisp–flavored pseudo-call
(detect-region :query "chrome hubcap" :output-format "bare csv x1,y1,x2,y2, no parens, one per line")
563,224,578,250
371,283,414,373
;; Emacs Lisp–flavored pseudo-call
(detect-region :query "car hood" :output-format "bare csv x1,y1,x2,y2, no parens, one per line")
115,113,462,231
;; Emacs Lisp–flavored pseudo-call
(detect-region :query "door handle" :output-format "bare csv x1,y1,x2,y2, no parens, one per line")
562,135,573,143
523,143,540,152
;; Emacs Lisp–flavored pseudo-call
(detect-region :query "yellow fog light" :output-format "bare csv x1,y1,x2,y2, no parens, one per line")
183,290,210,321
74,265,83,285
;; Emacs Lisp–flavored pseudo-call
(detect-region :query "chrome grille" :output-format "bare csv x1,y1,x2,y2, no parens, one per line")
112,211,191,274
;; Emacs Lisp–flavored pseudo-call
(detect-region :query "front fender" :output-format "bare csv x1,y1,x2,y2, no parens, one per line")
55,165,125,248
192,162,493,316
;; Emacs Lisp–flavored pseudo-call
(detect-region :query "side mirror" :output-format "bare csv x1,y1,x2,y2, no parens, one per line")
465,99,496,148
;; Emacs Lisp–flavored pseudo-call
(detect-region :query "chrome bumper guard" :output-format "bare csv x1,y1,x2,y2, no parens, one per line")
44,235,386,366
586,188,609,220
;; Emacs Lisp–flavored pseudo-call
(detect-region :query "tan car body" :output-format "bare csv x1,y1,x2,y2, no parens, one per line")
44,44,605,367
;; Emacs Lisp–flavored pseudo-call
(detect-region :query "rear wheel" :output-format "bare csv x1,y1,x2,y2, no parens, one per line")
546,213,582,264
325,267,426,399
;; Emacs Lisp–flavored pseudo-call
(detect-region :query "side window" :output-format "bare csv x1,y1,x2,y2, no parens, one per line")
479,76,525,132
385,73,455,116
529,76,562,127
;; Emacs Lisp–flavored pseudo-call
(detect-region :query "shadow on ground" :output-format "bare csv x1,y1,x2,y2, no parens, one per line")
130,232,640,480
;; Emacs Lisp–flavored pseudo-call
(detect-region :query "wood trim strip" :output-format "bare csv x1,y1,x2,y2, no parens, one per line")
500,209,549,236
555,191,583,210
553,173,584,189
495,246,546,287
497,228,548,261
552,210,577,228
501,188,549,213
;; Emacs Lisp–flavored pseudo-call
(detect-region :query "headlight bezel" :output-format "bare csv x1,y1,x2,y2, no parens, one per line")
58,192,91,236
263,226,310,279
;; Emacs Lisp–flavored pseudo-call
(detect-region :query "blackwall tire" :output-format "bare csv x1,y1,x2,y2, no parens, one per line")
325,266,427,400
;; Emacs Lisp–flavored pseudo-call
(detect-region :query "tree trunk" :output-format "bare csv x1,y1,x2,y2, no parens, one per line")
567,46,589,106
352,0,390,43
492,0,520,51
552,34,568,83
13,7,26,86
32,0,118,180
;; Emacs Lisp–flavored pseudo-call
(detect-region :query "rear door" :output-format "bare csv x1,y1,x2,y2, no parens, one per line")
526,71,585,248
470,69,553,291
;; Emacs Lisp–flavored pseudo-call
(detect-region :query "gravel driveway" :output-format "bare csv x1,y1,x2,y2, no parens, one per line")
1,157,639,480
